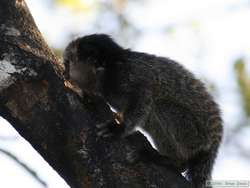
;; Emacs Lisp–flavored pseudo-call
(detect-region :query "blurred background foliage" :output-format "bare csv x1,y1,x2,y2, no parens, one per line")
0,0,250,187
56,0,95,11
234,58,250,117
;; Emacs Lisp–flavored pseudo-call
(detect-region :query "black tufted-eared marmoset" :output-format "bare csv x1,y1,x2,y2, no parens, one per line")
63,34,223,188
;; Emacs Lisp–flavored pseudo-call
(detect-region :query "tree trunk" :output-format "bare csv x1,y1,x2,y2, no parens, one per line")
0,0,190,187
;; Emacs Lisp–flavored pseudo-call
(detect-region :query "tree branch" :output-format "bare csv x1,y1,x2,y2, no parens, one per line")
0,0,190,187
0,148,47,187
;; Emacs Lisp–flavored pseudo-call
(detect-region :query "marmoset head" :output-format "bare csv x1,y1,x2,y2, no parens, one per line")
63,34,124,96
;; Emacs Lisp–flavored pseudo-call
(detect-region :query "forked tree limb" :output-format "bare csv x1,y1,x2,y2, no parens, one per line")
0,0,190,187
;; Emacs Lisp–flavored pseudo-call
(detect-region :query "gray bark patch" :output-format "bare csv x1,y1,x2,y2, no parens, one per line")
0,24,21,37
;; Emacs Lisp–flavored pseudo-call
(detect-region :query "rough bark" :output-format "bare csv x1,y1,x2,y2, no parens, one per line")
0,0,191,187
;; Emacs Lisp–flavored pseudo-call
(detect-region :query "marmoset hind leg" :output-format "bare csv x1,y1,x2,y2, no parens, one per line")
141,102,221,188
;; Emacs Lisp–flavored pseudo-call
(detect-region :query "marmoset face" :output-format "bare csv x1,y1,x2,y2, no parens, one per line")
63,37,106,97
69,60,98,95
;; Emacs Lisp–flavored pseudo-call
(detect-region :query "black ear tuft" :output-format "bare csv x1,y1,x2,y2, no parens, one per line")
76,34,125,67
77,42,99,63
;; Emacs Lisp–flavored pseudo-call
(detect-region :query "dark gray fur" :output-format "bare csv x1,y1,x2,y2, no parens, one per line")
63,34,223,188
